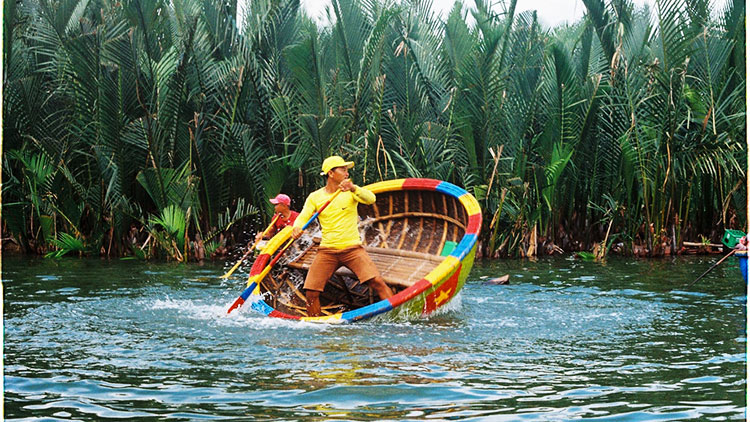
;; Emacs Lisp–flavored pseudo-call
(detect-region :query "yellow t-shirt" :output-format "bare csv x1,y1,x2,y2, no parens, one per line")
294,186,376,249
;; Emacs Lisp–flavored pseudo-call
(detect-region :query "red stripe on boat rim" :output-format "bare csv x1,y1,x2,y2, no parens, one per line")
269,310,300,319
249,253,270,276
388,279,432,308
465,213,481,235
402,179,441,190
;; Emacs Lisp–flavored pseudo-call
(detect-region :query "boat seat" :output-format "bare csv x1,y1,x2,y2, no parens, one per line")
286,245,443,288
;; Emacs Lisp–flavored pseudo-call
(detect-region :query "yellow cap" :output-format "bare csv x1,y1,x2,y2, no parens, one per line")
320,156,354,175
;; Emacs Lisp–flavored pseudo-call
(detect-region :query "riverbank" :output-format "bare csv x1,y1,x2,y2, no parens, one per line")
1,233,732,263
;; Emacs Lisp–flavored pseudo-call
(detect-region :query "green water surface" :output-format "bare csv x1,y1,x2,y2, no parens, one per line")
3,254,746,420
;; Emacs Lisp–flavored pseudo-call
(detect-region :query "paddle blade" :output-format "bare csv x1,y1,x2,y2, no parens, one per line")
226,296,245,314
226,282,258,314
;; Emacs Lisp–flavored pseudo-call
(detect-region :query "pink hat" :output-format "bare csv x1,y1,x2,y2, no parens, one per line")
269,194,291,206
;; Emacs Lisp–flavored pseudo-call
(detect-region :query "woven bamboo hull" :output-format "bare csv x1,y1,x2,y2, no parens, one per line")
246,178,481,323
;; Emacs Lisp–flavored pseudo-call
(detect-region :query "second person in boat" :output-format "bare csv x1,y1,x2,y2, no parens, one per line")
292,155,394,317
255,193,299,244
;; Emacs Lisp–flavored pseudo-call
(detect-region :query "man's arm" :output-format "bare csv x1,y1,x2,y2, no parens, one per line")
339,179,375,205
351,185,375,205
293,197,315,229
292,195,316,238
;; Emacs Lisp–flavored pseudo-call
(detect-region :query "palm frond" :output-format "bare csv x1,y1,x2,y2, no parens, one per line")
46,232,87,258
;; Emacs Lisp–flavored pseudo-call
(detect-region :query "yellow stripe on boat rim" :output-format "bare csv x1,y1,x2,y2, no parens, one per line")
367,179,405,193
458,192,481,216
301,313,344,323
424,256,461,285
264,226,293,252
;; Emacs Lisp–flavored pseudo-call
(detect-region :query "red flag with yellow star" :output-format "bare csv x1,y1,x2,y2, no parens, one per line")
422,264,461,315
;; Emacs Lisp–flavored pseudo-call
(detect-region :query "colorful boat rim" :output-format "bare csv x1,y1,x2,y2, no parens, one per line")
244,178,481,323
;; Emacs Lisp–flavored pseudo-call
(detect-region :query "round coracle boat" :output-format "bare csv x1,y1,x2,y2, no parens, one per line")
235,178,481,323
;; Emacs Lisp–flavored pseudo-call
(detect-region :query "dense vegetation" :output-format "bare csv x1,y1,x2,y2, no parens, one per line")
2,0,746,260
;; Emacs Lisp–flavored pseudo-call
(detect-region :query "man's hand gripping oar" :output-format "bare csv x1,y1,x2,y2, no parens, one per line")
226,190,342,314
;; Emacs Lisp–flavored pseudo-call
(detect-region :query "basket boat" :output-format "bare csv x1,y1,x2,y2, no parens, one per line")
244,178,481,323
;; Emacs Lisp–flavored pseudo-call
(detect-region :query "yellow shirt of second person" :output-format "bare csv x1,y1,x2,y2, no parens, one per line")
294,186,376,249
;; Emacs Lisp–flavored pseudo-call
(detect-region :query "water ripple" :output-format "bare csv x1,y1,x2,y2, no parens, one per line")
3,255,746,420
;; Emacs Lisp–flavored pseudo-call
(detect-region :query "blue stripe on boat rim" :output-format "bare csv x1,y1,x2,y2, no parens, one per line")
251,299,274,315
435,181,468,198
450,234,478,260
342,298,394,322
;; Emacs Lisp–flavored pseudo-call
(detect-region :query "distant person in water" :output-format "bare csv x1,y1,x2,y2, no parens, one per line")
735,235,748,251
255,194,299,242
292,155,394,317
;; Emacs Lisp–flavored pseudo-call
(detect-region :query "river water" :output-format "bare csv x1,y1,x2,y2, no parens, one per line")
3,254,746,420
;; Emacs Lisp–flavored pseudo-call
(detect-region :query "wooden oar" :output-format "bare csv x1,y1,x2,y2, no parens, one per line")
220,214,280,279
227,189,342,314
681,249,736,290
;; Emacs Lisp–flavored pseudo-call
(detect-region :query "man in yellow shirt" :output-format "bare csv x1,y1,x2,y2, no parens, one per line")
292,156,394,317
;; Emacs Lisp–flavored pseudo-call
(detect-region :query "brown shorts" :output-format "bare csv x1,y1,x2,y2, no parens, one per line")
303,245,381,292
